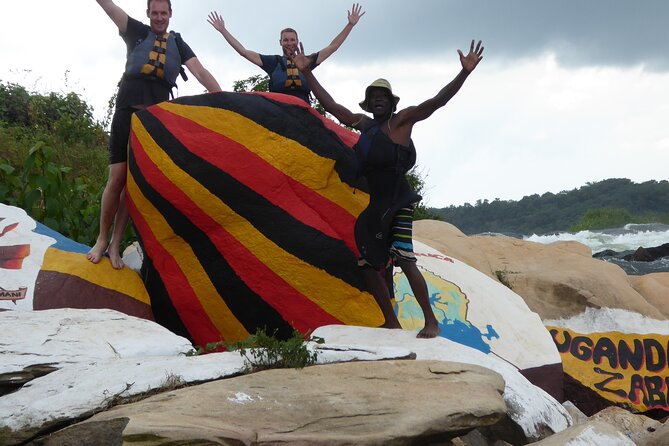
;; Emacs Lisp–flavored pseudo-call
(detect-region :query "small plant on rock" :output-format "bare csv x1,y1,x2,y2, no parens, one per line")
495,269,514,289
189,328,325,373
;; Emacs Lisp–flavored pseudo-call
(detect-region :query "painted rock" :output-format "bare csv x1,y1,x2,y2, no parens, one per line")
127,92,562,400
0,203,152,319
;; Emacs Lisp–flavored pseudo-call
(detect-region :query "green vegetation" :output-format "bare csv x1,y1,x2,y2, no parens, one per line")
232,74,270,93
0,82,109,175
0,142,102,243
494,269,514,289
407,165,441,220
570,208,669,232
191,328,325,373
431,178,669,235
0,80,113,245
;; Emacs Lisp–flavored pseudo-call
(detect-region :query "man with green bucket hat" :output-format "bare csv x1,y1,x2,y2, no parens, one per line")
294,40,484,338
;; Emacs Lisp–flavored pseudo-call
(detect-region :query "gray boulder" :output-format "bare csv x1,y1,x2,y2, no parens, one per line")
43,360,507,446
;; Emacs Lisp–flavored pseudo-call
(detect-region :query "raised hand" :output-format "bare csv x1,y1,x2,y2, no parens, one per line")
207,11,226,33
293,43,314,71
457,40,484,73
348,3,366,26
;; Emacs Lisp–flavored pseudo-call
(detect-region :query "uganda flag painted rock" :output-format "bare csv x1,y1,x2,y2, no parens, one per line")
127,92,383,346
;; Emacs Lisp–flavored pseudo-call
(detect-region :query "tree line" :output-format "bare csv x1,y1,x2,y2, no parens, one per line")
430,178,669,235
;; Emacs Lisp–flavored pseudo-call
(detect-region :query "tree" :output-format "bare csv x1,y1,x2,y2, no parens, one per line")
232,74,270,93
431,178,669,235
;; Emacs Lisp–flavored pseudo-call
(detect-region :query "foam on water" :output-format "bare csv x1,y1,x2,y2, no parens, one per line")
525,223,669,254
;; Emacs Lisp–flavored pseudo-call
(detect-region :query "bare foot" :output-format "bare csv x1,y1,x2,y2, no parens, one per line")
107,243,125,270
87,239,109,264
417,322,440,339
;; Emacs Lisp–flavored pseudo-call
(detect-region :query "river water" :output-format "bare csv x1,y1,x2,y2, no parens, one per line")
524,223,669,275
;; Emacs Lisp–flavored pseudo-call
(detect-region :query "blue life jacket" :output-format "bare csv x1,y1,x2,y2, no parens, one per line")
124,31,183,88
269,56,310,102
355,121,380,169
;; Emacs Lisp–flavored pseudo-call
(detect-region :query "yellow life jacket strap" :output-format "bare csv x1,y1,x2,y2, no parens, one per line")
140,33,169,79
284,59,302,89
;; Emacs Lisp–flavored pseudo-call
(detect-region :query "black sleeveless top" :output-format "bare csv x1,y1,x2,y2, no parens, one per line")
353,119,422,268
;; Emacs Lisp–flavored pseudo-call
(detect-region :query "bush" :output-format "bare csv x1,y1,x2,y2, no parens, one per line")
0,141,102,244
0,80,128,247
191,328,325,373
571,208,636,232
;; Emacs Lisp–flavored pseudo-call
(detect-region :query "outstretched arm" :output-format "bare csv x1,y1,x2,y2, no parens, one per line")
294,45,366,128
96,0,129,33
315,3,365,65
207,11,263,67
399,40,484,125
184,57,222,93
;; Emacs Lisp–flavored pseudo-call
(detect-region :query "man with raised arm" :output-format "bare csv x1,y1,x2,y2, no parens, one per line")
294,40,484,338
90,0,222,269
207,3,364,103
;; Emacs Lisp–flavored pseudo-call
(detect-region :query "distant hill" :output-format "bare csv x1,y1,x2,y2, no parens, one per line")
429,178,669,235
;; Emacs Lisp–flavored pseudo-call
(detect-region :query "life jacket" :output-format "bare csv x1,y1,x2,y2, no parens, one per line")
355,119,416,177
269,57,309,97
124,31,184,89
354,121,381,175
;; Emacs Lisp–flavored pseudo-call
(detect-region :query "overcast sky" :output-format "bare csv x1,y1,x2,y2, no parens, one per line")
2,1,668,207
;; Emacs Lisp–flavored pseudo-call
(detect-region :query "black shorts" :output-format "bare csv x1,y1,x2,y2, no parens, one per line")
108,107,138,164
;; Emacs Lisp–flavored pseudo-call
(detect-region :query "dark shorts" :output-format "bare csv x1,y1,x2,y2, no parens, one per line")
108,107,138,164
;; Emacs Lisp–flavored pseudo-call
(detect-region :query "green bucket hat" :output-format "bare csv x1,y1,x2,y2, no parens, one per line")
359,78,400,112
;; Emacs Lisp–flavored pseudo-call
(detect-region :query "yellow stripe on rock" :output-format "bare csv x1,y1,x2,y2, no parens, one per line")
41,249,151,306
127,173,250,341
157,102,368,217
132,120,382,326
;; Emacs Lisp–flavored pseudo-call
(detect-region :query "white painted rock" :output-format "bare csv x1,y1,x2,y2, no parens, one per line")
0,309,417,445
395,240,563,400
0,204,152,319
0,204,55,310
0,308,191,375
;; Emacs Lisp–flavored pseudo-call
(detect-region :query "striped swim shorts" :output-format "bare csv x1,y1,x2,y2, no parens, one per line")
388,204,417,263
358,204,417,269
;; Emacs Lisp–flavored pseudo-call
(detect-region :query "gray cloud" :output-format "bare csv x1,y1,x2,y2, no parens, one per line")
182,0,669,71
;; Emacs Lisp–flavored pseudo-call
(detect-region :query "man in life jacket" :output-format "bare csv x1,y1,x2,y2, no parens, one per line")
90,0,222,269
206,3,364,104
293,40,484,339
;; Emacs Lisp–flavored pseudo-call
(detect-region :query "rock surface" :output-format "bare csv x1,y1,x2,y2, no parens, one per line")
3,213,668,444
414,220,666,320
628,272,669,318
638,418,669,446
313,325,571,441
589,406,662,445
1,308,191,376
0,309,414,445
0,304,663,445
530,420,635,445
0,309,570,446
623,243,669,262
61,360,507,446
